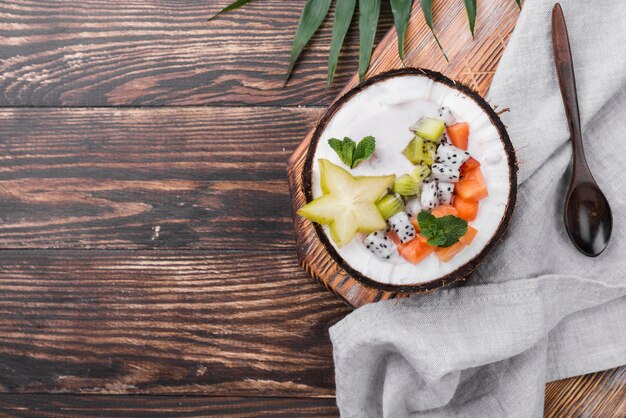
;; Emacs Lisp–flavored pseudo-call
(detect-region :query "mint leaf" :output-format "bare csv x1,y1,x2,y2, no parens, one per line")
341,137,356,167
328,138,344,155
352,136,376,168
438,215,468,247
327,137,354,167
418,211,468,247
328,136,376,169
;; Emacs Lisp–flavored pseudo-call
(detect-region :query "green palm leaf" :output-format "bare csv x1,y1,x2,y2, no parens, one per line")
390,0,413,62
358,0,382,81
464,0,477,37
208,0,255,21
285,0,333,86
328,0,357,87
419,0,448,61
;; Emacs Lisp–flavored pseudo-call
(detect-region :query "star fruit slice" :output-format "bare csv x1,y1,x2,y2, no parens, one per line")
297,159,395,247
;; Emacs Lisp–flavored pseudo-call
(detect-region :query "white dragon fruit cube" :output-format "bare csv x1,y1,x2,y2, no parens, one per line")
436,143,470,168
431,163,461,183
388,212,415,243
421,181,439,210
405,197,422,217
437,106,456,126
364,231,397,260
437,182,455,205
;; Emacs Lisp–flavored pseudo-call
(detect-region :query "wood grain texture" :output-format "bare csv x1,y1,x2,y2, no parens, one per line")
0,106,324,250
0,395,338,417
544,367,626,418
0,0,623,415
0,250,347,395
0,0,393,107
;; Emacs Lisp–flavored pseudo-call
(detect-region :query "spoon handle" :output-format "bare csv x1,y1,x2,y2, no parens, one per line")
551,4,589,179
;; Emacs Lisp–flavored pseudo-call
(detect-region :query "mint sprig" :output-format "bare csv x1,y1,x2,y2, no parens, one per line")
328,136,376,169
418,211,468,247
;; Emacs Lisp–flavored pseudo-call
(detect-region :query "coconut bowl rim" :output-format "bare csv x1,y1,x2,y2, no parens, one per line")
302,67,517,293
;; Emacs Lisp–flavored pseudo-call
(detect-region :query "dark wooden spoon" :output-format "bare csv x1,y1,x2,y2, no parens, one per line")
552,3,612,257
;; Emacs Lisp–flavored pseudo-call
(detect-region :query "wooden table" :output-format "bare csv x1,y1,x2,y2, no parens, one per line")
0,1,623,416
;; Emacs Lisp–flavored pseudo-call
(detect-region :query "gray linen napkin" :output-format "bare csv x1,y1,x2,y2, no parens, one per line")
329,1,626,416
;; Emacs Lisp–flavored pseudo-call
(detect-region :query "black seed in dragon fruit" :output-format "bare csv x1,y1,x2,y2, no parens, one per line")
437,182,455,205
440,130,452,145
364,231,397,260
437,106,455,126
431,163,461,183
421,181,439,210
388,212,415,243
435,143,470,168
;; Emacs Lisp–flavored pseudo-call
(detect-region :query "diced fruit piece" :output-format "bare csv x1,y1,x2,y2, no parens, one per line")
437,106,455,126
410,117,446,142
393,174,420,196
436,143,470,168
387,228,409,253
437,182,455,205
364,231,397,260
431,205,459,218
446,122,470,150
459,226,478,246
410,217,420,233
435,241,465,262
376,193,405,220
400,235,435,264
431,163,461,183
456,167,489,200
403,136,436,165
460,157,480,174
405,197,422,217
388,212,416,243
453,196,479,221
297,159,395,247
410,163,431,183
435,226,478,262
421,181,439,210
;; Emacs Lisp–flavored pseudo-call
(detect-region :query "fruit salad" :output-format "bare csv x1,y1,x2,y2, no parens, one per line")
298,74,512,285
299,110,489,269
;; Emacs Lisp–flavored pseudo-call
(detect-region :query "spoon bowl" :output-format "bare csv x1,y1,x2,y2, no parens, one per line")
564,180,612,257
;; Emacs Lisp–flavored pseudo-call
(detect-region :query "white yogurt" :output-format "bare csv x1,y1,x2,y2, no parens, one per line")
311,75,512,285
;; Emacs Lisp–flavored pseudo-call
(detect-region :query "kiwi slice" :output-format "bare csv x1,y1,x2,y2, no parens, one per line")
392,174,420,197
410,163,431,183
402,136,437,166
375,193,405,220
410,117,446,142
297,159,395,247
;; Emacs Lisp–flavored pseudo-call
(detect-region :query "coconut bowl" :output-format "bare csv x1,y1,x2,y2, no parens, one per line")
287,68,517,307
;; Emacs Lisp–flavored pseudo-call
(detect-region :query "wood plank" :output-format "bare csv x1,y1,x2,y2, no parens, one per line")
0,107,322,250
0,395,338,417
0,250,348,396
0,249,622,411
545,367,626,418
0,0,393,107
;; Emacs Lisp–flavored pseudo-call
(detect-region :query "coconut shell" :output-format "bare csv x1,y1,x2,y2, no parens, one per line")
288,68,517,305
